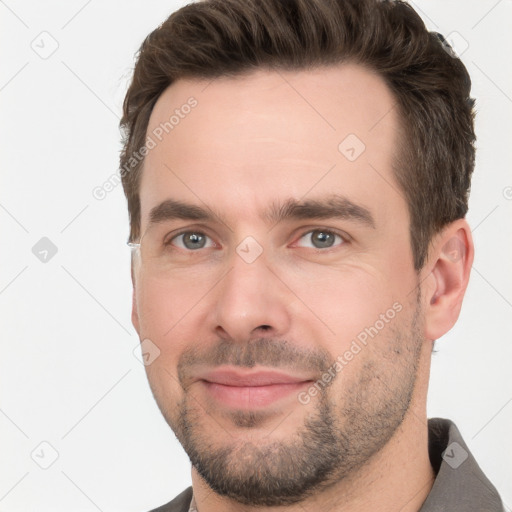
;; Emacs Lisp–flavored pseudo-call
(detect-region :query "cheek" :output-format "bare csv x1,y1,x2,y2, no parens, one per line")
135,276,205,405
135,273,210,359
287,264,401,349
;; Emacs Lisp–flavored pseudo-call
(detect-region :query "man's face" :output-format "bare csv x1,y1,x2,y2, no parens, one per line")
132,65,426,504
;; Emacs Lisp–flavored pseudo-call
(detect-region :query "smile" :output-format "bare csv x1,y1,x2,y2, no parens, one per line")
197,368,313,408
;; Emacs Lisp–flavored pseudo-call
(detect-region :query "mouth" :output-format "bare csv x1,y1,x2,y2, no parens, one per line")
197,367,313,408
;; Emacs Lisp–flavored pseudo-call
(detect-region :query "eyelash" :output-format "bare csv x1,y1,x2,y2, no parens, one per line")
294,229,347,250
165,227,349,252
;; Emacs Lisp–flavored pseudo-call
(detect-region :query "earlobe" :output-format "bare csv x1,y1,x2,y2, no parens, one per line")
423,220,474,341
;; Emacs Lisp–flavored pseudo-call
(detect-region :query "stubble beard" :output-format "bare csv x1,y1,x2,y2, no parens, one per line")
154,303,423,506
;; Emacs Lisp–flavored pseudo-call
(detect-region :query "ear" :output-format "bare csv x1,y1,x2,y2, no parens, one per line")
131,259,140,335
422,219,474,341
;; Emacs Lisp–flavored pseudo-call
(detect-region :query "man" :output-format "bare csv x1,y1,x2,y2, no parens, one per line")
120,0,504,510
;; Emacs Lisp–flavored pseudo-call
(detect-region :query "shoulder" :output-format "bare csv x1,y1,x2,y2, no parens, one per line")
147,487,193,512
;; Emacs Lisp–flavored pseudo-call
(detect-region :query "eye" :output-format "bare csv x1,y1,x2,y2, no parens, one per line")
169,231,216,250
295,229,345,249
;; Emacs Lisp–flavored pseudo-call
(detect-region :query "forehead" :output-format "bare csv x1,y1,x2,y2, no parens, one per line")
140,64,405,230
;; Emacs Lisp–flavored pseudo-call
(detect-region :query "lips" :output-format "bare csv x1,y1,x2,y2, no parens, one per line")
200,368,310,386
197,367,312,408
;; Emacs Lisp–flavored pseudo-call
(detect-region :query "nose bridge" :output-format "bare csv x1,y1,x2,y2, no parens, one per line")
211,244,291,341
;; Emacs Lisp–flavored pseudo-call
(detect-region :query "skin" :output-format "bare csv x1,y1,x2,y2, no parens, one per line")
131,64,474,511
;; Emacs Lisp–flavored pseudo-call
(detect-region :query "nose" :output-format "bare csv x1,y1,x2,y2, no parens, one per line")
210,250,292,342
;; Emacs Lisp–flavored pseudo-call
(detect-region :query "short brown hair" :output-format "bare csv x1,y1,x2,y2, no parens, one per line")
120,0,475,270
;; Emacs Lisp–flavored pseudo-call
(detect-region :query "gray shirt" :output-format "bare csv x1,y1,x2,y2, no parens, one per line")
148,418,503,512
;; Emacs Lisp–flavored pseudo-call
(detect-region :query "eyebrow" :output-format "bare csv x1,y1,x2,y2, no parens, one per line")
147,195,375,230
265,196,375,228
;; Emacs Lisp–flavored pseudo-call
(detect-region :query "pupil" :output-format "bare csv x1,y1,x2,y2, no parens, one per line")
313,231,334,248
184,233,205,249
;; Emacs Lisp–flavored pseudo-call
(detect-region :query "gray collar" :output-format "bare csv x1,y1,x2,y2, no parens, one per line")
418,418,503,511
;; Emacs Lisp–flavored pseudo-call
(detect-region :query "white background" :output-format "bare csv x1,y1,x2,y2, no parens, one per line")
1,1,511,510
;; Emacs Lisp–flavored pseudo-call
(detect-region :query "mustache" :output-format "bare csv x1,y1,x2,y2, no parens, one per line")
177,338,332,386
